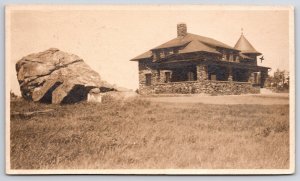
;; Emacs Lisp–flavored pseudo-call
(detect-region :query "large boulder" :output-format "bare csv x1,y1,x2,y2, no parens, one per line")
16,48,115,104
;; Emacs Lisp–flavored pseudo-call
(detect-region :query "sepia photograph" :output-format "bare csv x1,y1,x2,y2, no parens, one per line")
5,5,295,174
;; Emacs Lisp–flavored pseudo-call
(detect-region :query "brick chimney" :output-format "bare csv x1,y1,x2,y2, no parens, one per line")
177,23,187,37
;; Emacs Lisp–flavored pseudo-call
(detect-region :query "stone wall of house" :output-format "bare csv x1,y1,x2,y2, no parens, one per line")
138,62,260,95
139,69,160,88
139,80,260,95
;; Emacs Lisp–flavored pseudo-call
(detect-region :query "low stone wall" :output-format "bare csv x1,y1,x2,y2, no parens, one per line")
139,80,260,95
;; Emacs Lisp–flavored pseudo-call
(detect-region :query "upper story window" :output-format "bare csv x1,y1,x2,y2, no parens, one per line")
153,53,158,61
168,49,174,55
222,54,226,61
233,55,239,62
159,52,165,58
152,48,178,61
226,54,230,61
152,51,162,61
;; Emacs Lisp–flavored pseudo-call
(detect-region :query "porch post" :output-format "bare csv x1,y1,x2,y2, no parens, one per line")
196,64,208,81
260,69,268,88
228,67,233,81
248,71,254,84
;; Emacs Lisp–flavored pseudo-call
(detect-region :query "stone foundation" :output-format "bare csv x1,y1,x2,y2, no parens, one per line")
139,80,260,95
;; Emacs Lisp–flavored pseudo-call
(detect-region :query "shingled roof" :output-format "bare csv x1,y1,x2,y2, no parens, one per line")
179,40,221,55
152,33,235,50
131,24,261,61
131,50,152,60
234,34,261,55
131,33,234,61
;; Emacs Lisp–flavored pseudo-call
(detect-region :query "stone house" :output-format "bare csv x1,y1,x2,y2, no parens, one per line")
130,23,270,95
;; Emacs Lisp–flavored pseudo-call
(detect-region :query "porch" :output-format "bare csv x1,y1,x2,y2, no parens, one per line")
151,61,268,88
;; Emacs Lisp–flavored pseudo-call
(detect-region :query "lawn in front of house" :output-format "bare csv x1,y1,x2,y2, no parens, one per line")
10,95,289,169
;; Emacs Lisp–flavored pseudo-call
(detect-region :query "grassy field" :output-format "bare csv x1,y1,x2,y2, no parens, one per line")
10,96,289,169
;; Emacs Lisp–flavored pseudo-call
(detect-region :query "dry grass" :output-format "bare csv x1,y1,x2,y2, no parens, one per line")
10,97,289,169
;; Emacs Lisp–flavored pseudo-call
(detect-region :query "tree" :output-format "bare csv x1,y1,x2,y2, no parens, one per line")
267,69,289,91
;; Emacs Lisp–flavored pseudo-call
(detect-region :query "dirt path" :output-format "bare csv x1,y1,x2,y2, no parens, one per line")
143,93,289,105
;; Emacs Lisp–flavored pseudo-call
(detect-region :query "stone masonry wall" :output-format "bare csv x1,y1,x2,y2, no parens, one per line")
138,63,260,95
139,80,260,95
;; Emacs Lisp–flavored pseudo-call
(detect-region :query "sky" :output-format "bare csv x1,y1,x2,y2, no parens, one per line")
7,6,291,95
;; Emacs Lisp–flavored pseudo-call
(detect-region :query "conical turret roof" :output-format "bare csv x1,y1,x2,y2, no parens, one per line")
234,34,261,55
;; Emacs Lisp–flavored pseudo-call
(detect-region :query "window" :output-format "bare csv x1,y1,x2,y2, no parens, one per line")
145,74,152,86
226,54,230,61
187,71,195,81
165,51,169,56
254,73,258,84
153,51,160,61
165,72,171,83
222,54,226,61
153,53,158,61
235,55,239,62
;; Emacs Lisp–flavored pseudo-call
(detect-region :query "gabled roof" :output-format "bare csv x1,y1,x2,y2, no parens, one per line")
234,34,261,55
152,33,235,50
179,40,221,55
131,50,152,61
130,26,263,62
130,33,234,61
